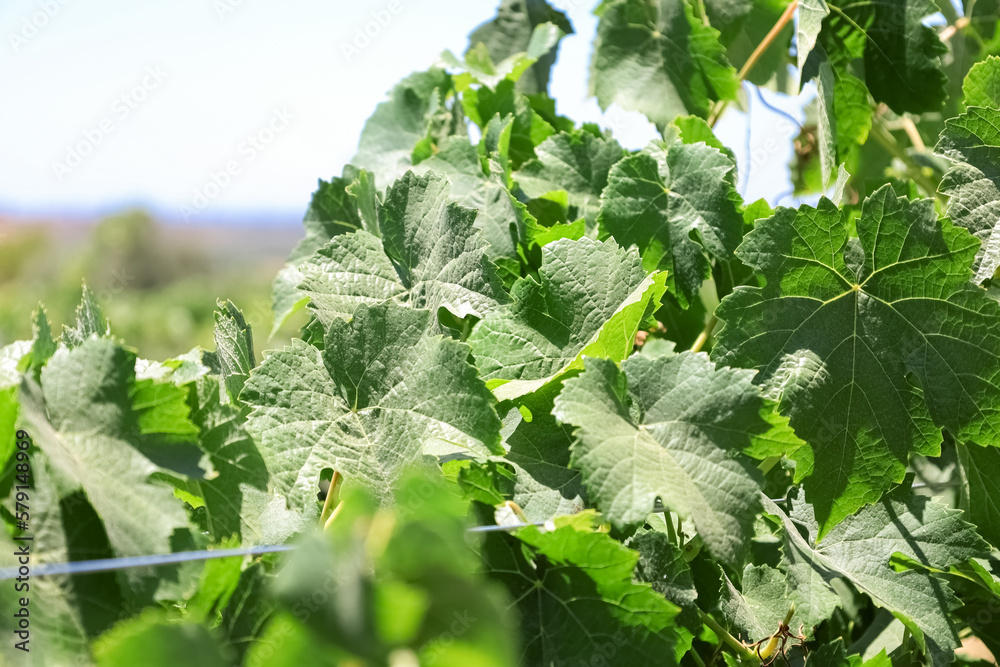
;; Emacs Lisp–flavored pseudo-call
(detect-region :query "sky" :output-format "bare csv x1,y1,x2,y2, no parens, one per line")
0,0,809,226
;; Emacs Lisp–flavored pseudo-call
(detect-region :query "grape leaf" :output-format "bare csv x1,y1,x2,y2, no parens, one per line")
214,300,254,405
958,443,1000,550
823,0,947,114
553,352,799,567
465,0,573,95
812,58,873,187
242,302,502,515
447,23,568,92
936,106,1000,283
61,284,110,348
271,166,376,333
631,528,701,632
763,483,990,667
467,237,667,402
797,0,829,75
27,305,56,378
498,379,585,522
963,55,1000,108
719,564,825,644
481,523,691,665
0,461,96,666
597,135,743,308
94,611,233,667
0,340,31,387
462,79,556,169
351,68,456,185
590,0,740,127
298,170,507,327
410,132,534,282
21,339,190,558
177,375,270,544
515,129,625,229
714,185,1000,534
806,640,889,667
862,0,948,114
273,474,517,665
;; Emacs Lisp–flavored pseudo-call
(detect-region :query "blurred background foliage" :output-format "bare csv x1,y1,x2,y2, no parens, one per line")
0,212,301,361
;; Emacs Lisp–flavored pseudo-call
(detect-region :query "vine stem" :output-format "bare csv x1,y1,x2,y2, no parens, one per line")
698,609,760,663
319,471,342,526
939,16,970,42
708,0,798,127
690,315,718,353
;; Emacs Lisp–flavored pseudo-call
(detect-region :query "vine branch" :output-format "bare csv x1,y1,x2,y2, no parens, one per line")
698,609,760,663
690,315,718,353
708,0,798,127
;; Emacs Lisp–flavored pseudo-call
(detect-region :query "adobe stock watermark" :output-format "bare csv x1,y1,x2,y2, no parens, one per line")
177,108,293,221
7,0,71,53
51,65,168,182
213,0,249,20
340,1,402,62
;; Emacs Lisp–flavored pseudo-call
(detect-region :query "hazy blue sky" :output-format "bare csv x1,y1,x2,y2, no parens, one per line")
0,0,809,224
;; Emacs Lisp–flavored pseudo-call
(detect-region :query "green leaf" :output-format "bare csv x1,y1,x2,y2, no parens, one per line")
631,529,699,627
797,0,829,75
498,379,586,522
672,114,734,158
515,129,626,229
0,385,17,498
0,340,30,387
467,237,667,401
597,135,744,308
0,460,100,666
958,443,1000,549
936,106,1000,283
553,353,798,567
178,375,271,543
61,284,110,348
22,339,190,557
213,300,255,405
763,484,990,667
718,527,841,642
465,0,574,94
298,170,507,328
963,55,1000,108
94,612,232,667
447,23,568,91
351,68,456,185
590,0,740,126
242,613,344,667
714,186,1000,534
462,79,556,168
410,133,535,282
218,560,276,662
815,62,838,186
813,58,872,187
242,302,502,515
271,166,375,334
481,523,691,665
27,305,56,377
273,473,517,665
826,0,948,114
130,379,198,436
805,639,860,666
